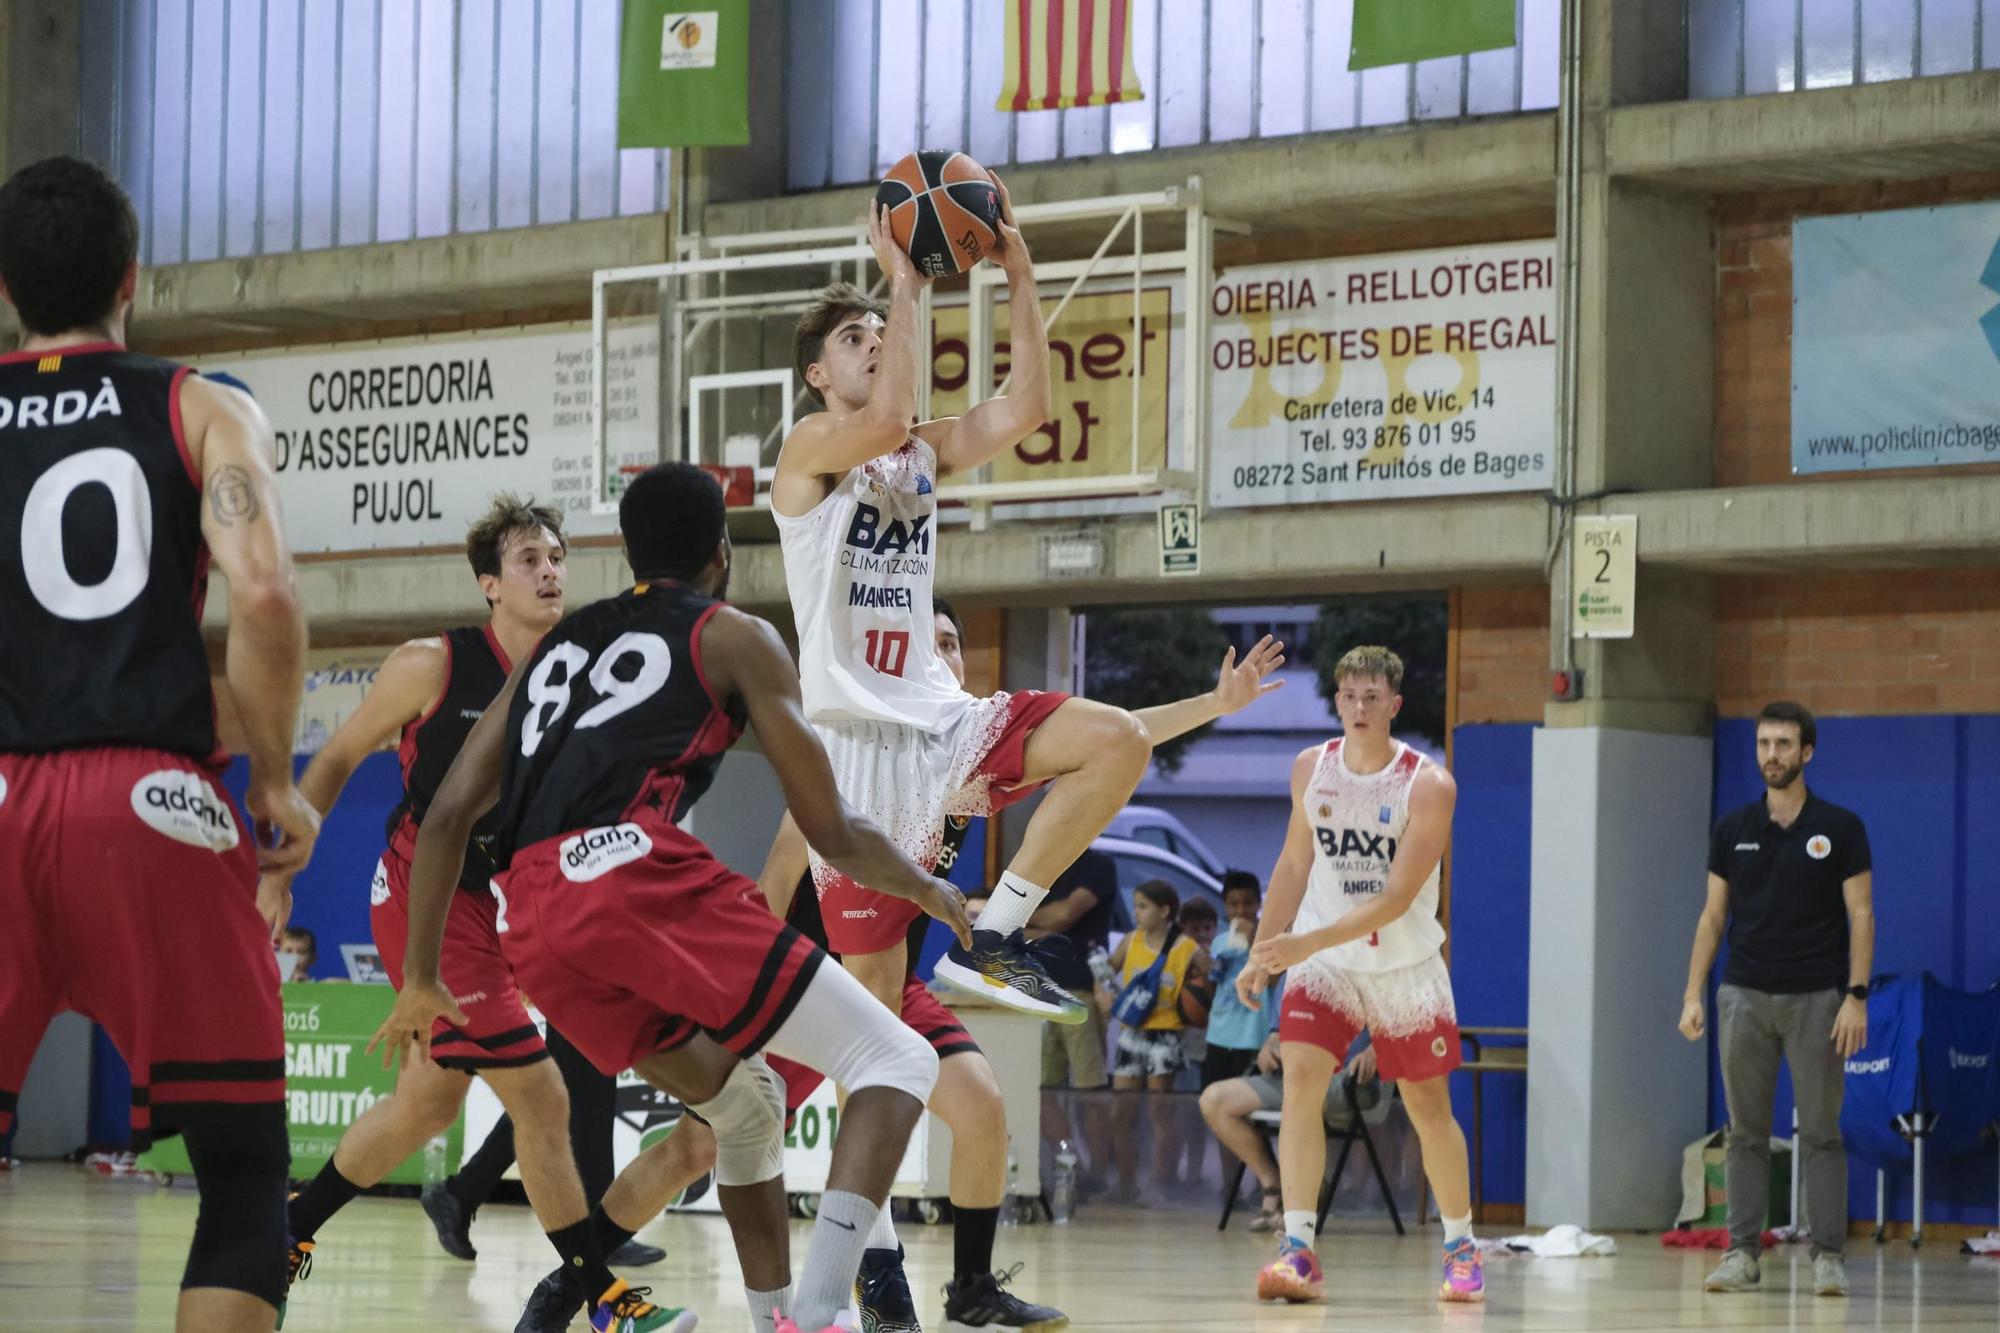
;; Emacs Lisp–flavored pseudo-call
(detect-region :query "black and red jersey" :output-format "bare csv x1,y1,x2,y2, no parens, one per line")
0,345,217,760
387,623,514,891
495,581,744,858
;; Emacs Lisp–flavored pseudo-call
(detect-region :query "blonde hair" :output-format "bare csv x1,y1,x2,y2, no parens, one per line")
1334,644,1405,691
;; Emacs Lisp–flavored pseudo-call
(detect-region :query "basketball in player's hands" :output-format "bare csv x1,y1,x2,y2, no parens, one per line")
875,150,1001,278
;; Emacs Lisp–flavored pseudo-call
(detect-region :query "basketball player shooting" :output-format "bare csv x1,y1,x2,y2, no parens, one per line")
1238,646,1484,1306
772,176,1153,1025
372,463,974,1333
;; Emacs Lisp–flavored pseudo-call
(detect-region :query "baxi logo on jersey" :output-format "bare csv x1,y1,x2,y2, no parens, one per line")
559,822,653,882
843,504,932,559
1315,826,1399,863
130,770,240,851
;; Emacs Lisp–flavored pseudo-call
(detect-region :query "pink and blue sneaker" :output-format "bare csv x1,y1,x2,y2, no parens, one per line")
1256,1237,1325,1303
1439,1236,1485,1303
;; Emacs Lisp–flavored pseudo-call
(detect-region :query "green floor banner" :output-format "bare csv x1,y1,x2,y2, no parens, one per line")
1350,0,1516,70
138,984,462,1184
619,2,751,148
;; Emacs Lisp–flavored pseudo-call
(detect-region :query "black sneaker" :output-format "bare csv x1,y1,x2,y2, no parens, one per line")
515,1266,586,1333
607,1238,667,1267
420,1180,478,1261
933,930,1087,1024
856,1245,921,1332
941,1265,1068,1331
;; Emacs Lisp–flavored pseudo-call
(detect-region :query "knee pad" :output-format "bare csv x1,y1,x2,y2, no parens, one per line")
691,1057,786,1187
836,1016,939,1106
178,1103,291,1306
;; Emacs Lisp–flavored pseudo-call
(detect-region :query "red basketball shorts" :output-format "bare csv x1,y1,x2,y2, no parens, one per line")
1277,952,1463,1083
492,818,826,1078
0,748,283,1148
768,975,981,1112
370,844,546,1072
815,689,1070,955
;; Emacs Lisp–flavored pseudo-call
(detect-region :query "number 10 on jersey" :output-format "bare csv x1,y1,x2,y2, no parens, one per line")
863,629,910,677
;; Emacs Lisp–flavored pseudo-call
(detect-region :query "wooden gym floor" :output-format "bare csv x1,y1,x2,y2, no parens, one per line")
3,1167,1996,1330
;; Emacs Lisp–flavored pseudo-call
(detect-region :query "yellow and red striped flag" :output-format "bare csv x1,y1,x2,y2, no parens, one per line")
999,0,1145,112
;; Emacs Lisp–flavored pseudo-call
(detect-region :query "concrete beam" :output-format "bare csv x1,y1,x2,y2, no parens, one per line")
130,214,672,349
1610,70,2000,192
236,471,2000,639
1621,473,2000,571
700,117,1559,244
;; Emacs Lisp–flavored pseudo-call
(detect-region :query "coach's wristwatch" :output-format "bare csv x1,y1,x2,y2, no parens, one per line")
1846,984,1870,1001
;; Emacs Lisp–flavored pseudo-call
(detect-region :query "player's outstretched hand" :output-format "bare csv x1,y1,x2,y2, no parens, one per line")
1235,962,1270,1011
256,872,294,945
1251,932,1315,973
868,200,927,288
989,171,1031,274
246,776,321,877
1212,635,1287,717
366,979,468,1071
915,875,974,951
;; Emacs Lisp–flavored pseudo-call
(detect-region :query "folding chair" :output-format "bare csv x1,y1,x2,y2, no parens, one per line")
1216,1076,1405,1235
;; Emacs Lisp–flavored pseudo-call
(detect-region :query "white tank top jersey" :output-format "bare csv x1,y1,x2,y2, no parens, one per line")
1295,737,1447,973
773,435,974,733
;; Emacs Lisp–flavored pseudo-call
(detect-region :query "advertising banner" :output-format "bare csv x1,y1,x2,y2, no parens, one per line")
1208,240,1556,507
1792,202,2000,474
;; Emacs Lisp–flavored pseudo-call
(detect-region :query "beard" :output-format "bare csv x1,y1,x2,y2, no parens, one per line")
1762,760,1803,791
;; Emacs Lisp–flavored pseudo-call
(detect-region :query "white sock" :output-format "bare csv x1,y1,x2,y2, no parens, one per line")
1284,1210,1316,1249
745,1284,791,1333
793,1189,880,1330
972,871,1048,937
1443,1212,1474,1245
866,1204,899,1252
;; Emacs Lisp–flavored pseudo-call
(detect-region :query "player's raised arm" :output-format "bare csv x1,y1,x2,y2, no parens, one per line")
772,208,929,507
1131,636,1287,745
701,605,972,948
368,661,525,1064
930,175,1052,477
180,374,319,877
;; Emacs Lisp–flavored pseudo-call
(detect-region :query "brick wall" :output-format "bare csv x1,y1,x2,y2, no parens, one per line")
1455,585,1549,725
1715,570,2000,719
1715,174,2000,488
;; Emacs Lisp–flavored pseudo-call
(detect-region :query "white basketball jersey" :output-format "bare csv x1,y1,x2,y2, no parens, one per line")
774,436,973,732
1296,737,1446,973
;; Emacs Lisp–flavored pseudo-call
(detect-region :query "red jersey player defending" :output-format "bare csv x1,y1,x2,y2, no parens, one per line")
0,157,318,1333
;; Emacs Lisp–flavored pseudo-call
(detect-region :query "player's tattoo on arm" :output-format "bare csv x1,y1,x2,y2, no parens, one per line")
208,464,261,526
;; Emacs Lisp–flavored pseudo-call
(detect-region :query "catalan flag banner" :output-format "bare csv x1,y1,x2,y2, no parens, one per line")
999,0,1145,112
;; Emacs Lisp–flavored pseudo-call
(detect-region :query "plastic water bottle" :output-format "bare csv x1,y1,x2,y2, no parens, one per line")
1049,1141,1079,1224
422,1133,447,1186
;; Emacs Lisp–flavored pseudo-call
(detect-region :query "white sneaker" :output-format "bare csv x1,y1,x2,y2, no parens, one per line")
1703,1249,1760,1292
1813,1252,1848,1297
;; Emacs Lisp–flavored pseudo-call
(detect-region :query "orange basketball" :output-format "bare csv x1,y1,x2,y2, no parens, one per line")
875,150,1001,278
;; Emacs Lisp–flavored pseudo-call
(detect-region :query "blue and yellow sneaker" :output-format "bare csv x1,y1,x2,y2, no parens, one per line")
856,1246,921,1332
1255,1238,1324,1303
588,1279,697,1333
934,929,1087,1024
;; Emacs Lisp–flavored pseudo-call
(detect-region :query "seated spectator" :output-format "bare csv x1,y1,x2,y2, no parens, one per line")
1188,872,1272,1184
279,926,318,981
1199,1032,1381,1231
1104,881,1210,1202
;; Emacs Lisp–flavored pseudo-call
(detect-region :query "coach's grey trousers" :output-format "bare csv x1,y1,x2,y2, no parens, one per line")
1717,982,1848,1256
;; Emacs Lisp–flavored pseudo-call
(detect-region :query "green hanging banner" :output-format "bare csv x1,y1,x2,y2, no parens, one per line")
1349,0,1517,70
618,1,751,148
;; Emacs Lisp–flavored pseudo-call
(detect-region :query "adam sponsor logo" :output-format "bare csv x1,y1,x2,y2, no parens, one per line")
370,859,391,906
559,823,651,882
131,770,240,850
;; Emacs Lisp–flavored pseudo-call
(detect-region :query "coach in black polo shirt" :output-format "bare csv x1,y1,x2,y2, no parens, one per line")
1679,701,1875,1299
